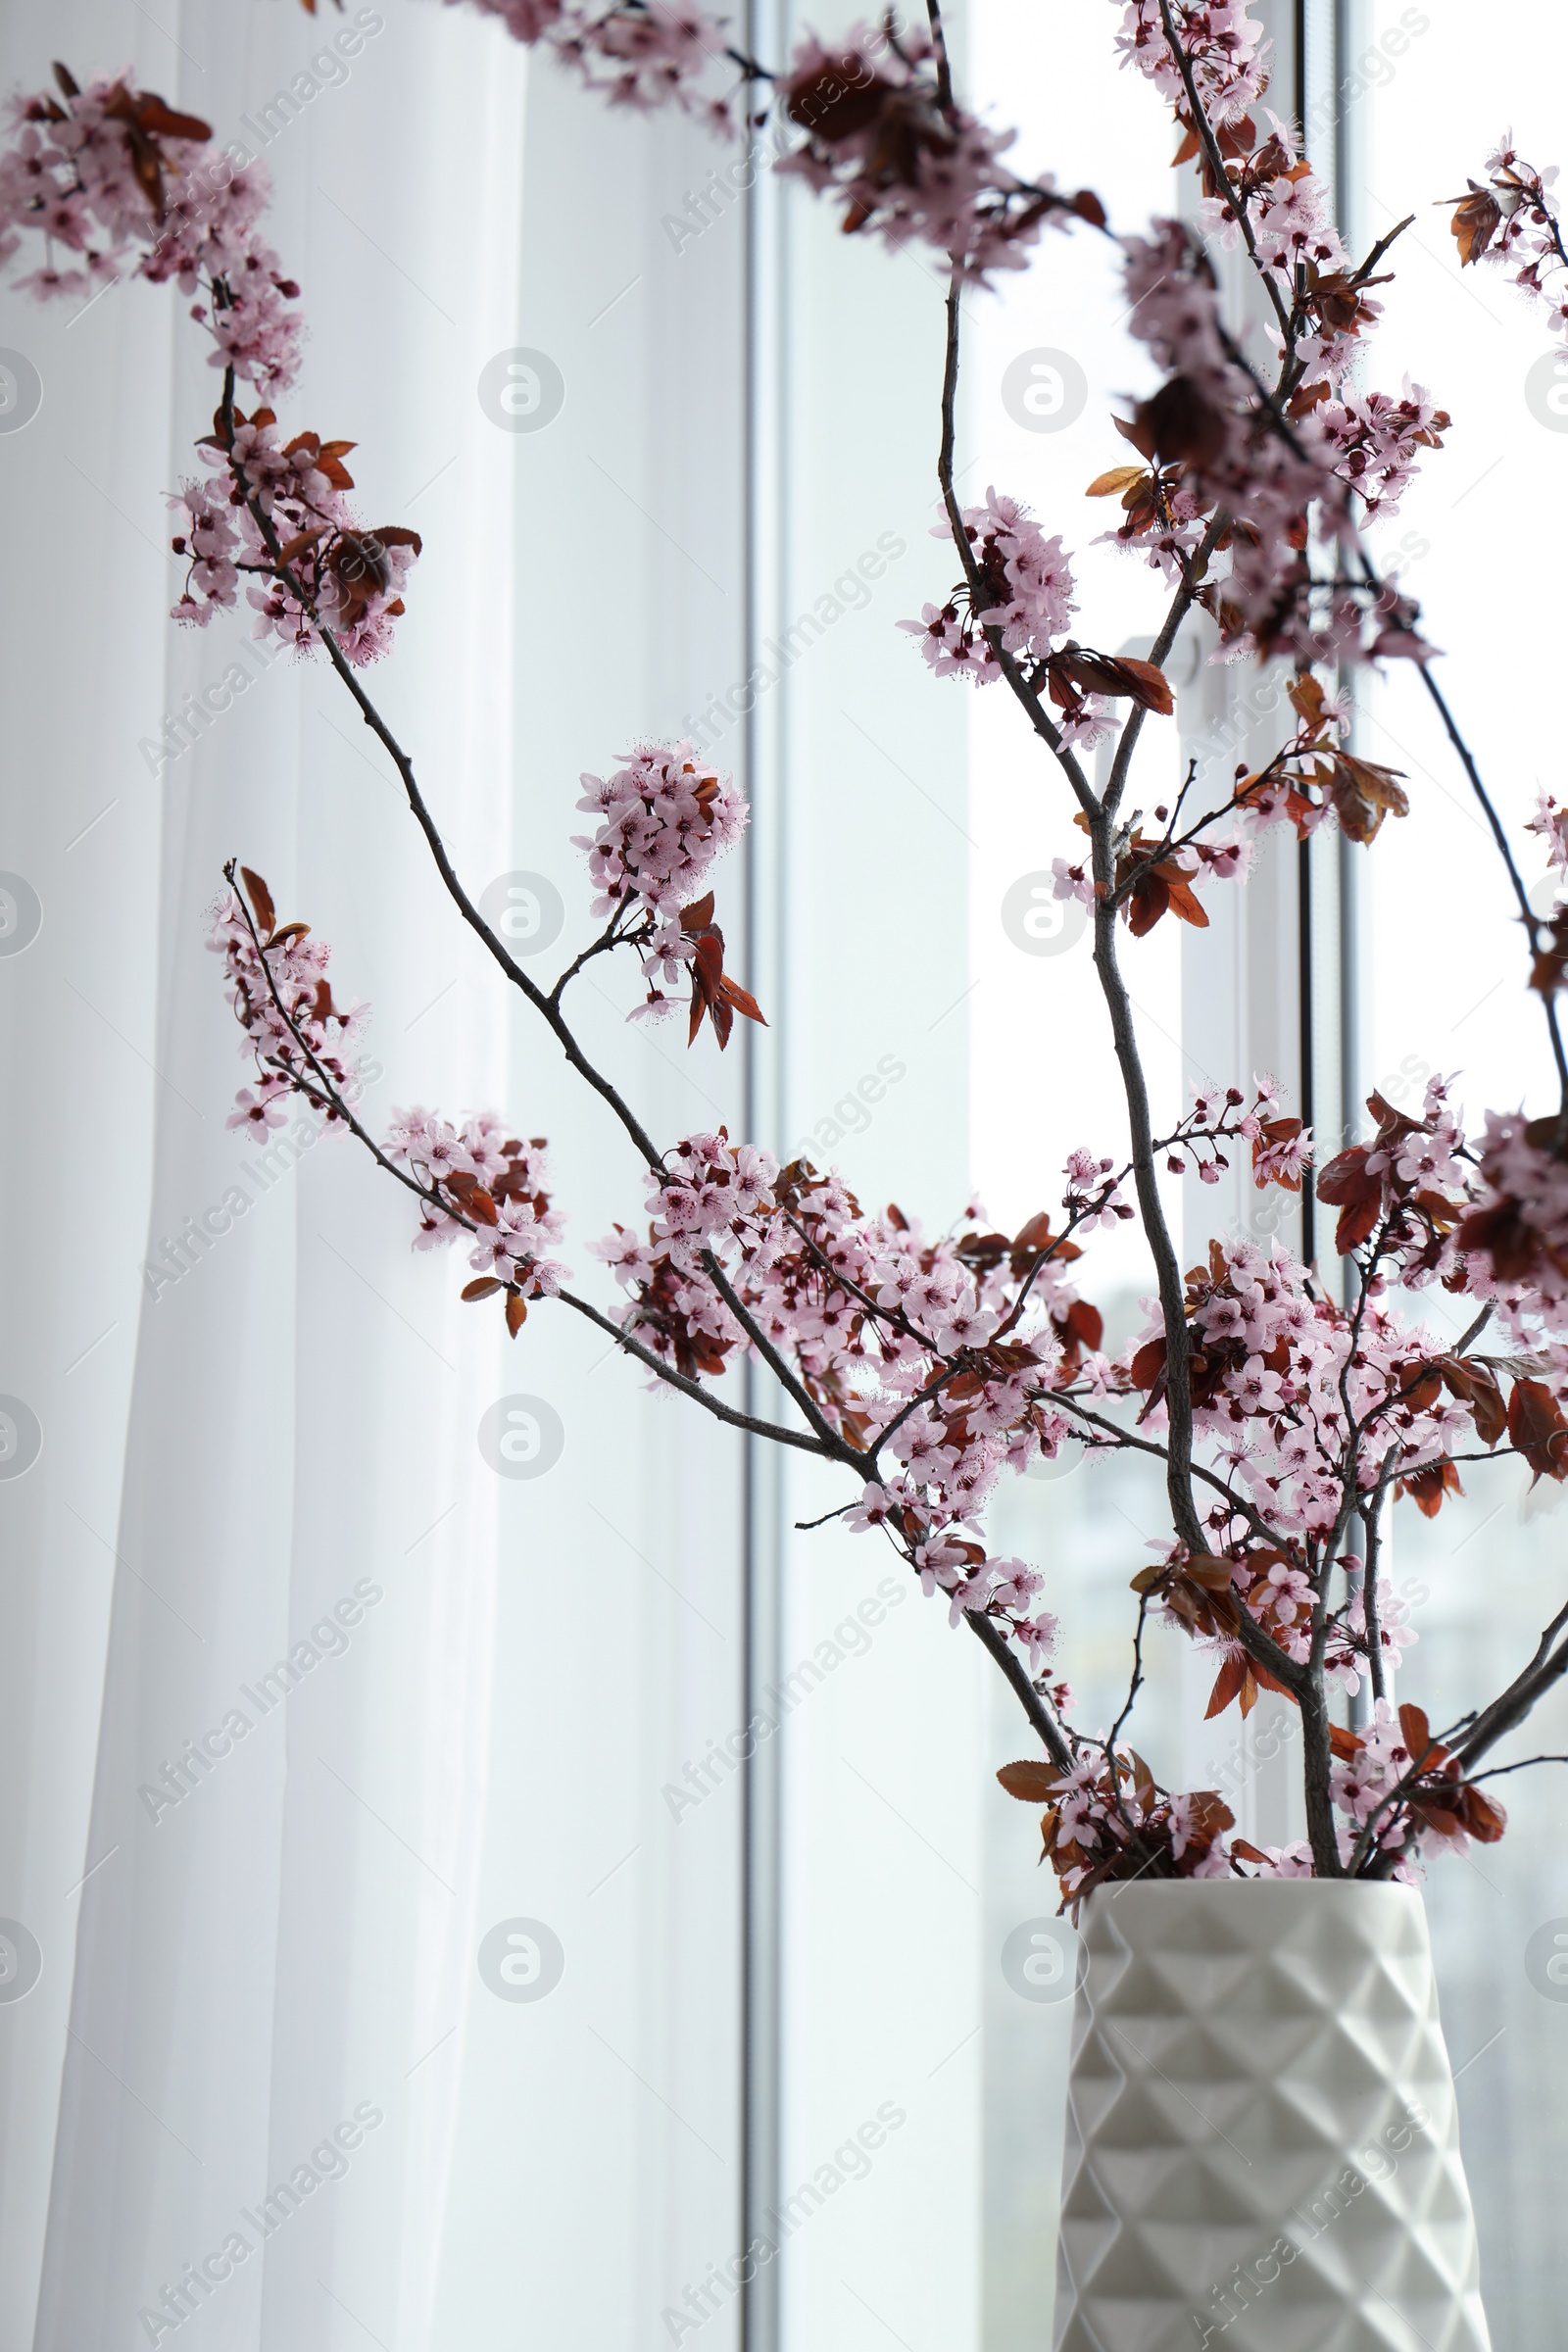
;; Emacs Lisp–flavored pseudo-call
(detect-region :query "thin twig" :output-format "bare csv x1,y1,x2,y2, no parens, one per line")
214,369,667,1178
964,1610,1075,1774
1469,1753,1568,1785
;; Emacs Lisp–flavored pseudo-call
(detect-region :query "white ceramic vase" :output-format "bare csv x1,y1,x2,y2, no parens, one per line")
1053,1880,1492,2351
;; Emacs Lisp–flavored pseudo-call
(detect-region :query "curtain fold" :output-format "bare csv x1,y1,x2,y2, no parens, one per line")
1,5,749,2345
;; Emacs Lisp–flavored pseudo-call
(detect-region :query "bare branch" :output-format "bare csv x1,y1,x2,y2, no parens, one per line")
965,1609,1075,1774
699,1247,863,1465
1453,1600,1568,1775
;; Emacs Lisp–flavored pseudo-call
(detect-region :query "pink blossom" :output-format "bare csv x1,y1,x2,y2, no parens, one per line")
573,742,749,1018
0,76,302,396
902,492,1076,685
172,415,420,664
776,24,1087,281
1528,791,1568,876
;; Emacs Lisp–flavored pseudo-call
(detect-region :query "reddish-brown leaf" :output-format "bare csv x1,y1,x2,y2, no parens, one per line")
1185,1790,1236,1840
1126,872,1170,936
1135,373,1228,469
1204,1652,1249,1720
1455,1196,1540,1282
1085,465,1148,499
997,1759,1060,1802
1398,1702,1434,1763
1161,875,1210,928
1457,1784,1506,1842
718,976,767,1025
1397,1457,1464,1518
461,1277,503,1301
1061,1298,1104,1352
505,1289,528,1338
1110,656,1175,715
238,867,276,938
275,526,326,567
1449,182,1502,267
1508,1377,1568,1484
1251,1115,1305,1191
1315,1142,1384,1252
133,92,214,141
1410,1798,1469,1841
1112,410,1159,461
1440,1356,1507,1448
1010,1209,1080,1276
1330,754,1409,844
1053,647,1174,714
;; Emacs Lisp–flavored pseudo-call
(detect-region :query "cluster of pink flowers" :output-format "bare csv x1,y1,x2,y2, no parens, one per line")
1160,1079,1305,1189
596,1136,1115,1672
1235,125,1346,288
1028,1670,1500,1893
453,0,737,127
1448,138,1568,339
1316,383,1450,523
1111,0,1270,133
1198,113,1371,382
1112,221,1441,662
172,411,421,665
775,24,1097,281
1331,1700,1506,1872
1099,18,1452,656
1022,1756,1238,1903
573,743,750,1022
1528,791,1568,878
1121,220,1360,660
576,744,748,927
385,1108,569,1301
1014,1680,1486,1901
902,492,1077,686
213,871,568,1318
1459,1111,1568,1348
1130,1230,1474,1537
0,73,423,666
1225,1548,1414,1700
0,72,301,396
1113,7,1380,384
209,874,368,1135
1330,1703,1426,1873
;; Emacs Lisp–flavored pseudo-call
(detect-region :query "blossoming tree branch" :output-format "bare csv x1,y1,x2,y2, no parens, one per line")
11,0,1568,1896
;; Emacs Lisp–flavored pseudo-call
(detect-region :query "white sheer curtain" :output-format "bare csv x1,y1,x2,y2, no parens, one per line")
0,6,751,2346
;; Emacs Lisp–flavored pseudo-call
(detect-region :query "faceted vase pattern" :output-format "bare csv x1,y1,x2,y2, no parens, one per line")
1053,1880,1491,2351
